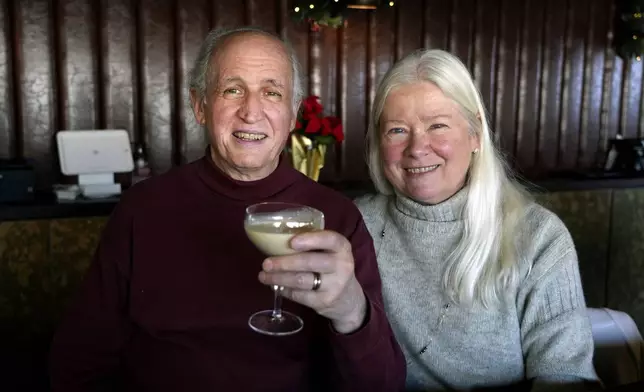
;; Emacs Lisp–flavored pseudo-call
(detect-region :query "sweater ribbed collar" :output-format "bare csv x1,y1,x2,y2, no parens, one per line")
196,147,300,201
393,186,468,222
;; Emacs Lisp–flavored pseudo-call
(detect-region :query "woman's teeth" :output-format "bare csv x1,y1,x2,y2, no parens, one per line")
406,165,439,174
234,132,266,141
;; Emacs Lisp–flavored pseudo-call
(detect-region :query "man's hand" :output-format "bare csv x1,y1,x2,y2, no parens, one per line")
258,230,368,334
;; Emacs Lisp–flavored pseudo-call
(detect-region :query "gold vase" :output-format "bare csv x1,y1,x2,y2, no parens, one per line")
290,134,327,182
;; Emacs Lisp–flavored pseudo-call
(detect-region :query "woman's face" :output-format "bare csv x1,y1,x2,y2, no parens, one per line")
379,82,479,204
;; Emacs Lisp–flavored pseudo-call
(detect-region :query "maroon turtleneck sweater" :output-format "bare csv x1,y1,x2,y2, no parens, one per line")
49,154,406,392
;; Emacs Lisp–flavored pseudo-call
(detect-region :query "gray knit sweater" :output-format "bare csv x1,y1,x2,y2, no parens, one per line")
355,189,598,391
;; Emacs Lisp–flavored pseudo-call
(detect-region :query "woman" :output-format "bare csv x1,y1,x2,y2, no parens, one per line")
355,49,599,391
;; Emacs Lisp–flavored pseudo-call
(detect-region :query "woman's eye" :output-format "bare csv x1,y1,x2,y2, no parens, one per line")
266,91,282,97
430,123,447,130
387,127,405,134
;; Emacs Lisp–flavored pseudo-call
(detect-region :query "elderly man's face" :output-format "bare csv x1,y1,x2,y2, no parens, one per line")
191,33,296,181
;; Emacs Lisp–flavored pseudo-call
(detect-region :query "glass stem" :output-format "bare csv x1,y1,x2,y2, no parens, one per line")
271,285,283,320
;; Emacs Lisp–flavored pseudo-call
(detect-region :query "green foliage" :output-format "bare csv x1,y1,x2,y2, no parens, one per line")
291,0,348,29
290,1,389,29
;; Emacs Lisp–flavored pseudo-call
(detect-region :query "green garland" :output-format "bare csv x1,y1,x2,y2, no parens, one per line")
291,0,385,30
615,0,644,59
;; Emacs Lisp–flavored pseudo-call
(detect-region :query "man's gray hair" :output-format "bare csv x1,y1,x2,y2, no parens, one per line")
188,26,304,113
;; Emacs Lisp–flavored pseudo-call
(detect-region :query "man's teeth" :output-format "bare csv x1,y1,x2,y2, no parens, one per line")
406,165,439,174
234,132,266,141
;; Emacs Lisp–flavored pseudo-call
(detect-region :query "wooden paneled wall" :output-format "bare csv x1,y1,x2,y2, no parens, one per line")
0,0,640,189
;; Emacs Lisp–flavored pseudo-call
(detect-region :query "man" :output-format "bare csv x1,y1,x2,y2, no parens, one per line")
49,27,406,391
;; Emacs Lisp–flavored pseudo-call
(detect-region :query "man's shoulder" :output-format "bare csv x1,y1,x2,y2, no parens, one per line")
117,161,199,211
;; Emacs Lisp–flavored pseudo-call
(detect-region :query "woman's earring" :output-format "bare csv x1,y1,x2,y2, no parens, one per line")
473,148,479,154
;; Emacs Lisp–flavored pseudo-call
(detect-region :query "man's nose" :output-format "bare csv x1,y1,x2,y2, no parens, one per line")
238,93,263,123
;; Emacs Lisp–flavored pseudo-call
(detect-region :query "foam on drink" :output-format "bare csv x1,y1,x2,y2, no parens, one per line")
245,207,323,256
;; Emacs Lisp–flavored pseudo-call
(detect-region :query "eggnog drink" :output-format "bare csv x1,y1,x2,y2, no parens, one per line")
245,221,319,256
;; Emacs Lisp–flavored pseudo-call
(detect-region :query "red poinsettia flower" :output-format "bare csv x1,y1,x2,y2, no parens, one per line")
321,117,332,136
321,116,343,138
292,95,344,145
303,111,317,121
302,95,323,116
304,116,322,134
327,116,344,143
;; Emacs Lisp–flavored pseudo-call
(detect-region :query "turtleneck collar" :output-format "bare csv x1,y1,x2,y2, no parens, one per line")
196,147,301,201
393,186,468,222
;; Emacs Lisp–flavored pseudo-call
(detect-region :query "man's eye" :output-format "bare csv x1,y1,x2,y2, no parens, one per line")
223,88,241,95
266,91,282,98
430,123,447,130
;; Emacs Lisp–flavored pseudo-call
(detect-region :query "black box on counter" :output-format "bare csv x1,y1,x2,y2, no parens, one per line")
0,159,35,203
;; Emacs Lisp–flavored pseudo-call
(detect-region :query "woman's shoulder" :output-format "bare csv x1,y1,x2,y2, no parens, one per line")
353,193,391,233
520,201,572,241
354,193,389,212
515,201,578,277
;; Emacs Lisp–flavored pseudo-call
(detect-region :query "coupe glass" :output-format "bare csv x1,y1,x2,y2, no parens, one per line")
244,202,325,336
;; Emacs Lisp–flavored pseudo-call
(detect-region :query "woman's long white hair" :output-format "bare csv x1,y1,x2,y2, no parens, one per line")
366,49,530,307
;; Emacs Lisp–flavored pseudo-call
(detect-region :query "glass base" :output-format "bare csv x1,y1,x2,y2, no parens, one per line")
248,310,303,336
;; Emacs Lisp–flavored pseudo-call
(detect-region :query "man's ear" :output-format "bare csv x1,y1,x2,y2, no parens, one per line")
190,89,206,125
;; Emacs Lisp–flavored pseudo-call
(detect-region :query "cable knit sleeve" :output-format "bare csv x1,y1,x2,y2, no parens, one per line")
515,205,599,391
